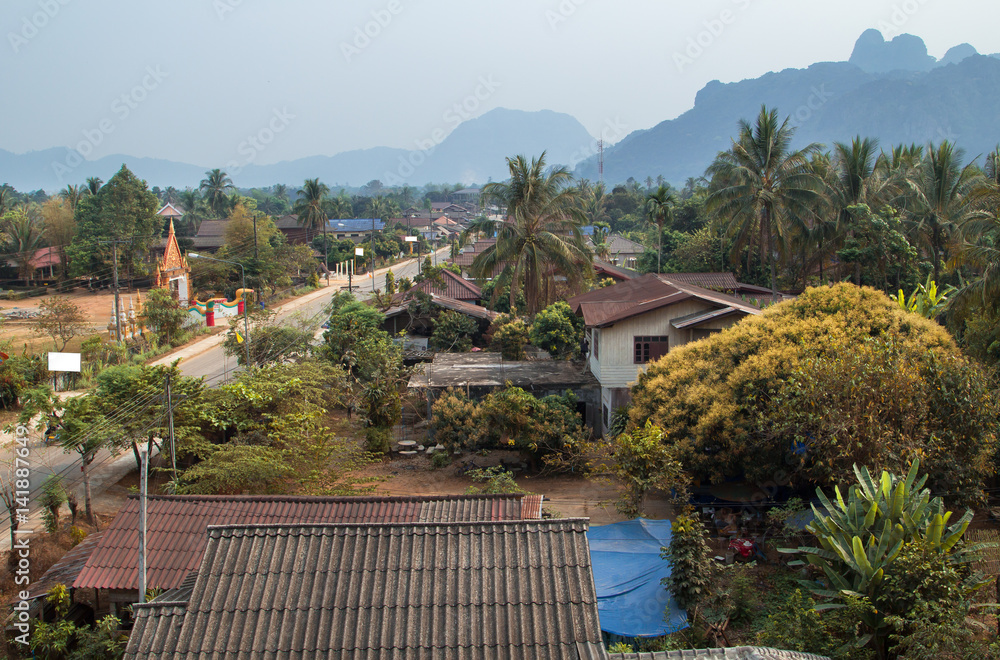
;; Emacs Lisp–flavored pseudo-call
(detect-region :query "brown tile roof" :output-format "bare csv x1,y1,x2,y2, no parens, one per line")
409,269,482,301
75,494,537,592
567,274,760,328
126,519,605,660
273,214,301,229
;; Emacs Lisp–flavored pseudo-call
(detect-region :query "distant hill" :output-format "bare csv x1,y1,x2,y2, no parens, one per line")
0,108,595,192
576,32,1000,185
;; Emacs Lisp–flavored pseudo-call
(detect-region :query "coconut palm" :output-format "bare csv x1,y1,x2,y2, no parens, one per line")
470,152,590,314
60,184,84,210
199,169,235,218
705,105,823,295
645,185,676,273
827,137,895,283
85,177,103,196
591,222,613,261
295,178,330,263
904,142,983,282
272,183,289,203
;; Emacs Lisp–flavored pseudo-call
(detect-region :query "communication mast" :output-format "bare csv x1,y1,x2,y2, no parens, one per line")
598,138,604,183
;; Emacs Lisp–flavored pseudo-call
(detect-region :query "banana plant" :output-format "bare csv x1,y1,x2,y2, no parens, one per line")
896,275,956,318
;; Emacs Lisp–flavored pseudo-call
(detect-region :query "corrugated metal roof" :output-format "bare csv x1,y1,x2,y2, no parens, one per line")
671,306,739,329
661,272,741,291
610,648,830,660
383,293,498,322
126,519,603,659
327,218,385,232
568,274,760,328
75,494,535,592
410,269,482,301
29,532,105,600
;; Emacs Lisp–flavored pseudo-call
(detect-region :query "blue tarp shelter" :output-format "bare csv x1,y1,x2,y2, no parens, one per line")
586,518,688,637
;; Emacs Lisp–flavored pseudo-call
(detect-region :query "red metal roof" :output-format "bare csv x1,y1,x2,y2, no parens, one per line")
410,269,482,301
75,494,534,592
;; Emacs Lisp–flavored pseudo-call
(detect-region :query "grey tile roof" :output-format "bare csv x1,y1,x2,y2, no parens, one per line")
610,648,830,660
126,519,605,659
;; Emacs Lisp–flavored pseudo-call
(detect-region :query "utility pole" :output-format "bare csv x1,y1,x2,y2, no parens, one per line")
99,239,130,343
138,446,148,604
165,372,176,484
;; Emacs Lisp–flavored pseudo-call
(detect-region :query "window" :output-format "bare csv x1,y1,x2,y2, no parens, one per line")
634,335,669,363
603,404,610,429
592,329,599,359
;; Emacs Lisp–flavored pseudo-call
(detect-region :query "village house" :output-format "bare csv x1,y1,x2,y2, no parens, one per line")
567,274,761,434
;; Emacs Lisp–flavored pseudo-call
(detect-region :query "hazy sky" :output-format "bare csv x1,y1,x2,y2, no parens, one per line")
3,0,998,167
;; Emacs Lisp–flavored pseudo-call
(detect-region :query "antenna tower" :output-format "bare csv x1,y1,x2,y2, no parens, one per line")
598,139,604,183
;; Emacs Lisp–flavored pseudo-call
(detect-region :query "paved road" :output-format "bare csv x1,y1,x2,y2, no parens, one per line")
153,247,447,383
0,248,449,548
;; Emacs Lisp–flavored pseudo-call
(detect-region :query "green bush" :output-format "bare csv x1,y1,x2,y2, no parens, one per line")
529,301,583,359
489,316,530,360
661,514,712,616
364,426,392,454
430,388,481,451
430,310,476,353
430,451,452,469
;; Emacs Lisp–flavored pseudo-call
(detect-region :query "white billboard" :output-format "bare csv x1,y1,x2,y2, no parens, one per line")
48,352,82,373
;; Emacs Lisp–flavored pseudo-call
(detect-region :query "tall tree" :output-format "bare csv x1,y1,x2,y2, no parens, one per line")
827,137,894,283
904,142,983,282
60,184,84,210
199,169,235,218
470,152,590,314
645,184,676,273
706,105,822,295
295,178,330,264
66,165,160,281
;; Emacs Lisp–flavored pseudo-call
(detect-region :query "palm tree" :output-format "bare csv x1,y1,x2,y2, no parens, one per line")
827,137,894,283
85,177,103,196
60,184,84,210
591,222,613,261
199,169,235,217
471,152,590,314
2,207,44,281
645,185,677,273
295,178,330,264
706,105,822,295
272,183,289,203
904,142,983,282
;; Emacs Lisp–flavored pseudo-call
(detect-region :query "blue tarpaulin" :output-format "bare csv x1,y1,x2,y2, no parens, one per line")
587,518,688,637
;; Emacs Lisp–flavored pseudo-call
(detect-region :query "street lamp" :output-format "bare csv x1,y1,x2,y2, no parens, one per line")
189,252,251,367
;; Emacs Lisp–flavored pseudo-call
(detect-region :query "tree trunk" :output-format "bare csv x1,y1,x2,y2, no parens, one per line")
764,208,778,297
82,452,97,528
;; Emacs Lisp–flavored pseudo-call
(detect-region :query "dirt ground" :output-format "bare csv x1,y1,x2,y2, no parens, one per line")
1,289,120,352
355,450,674,526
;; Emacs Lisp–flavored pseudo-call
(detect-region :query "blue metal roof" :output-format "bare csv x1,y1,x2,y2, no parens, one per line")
327,218,384,232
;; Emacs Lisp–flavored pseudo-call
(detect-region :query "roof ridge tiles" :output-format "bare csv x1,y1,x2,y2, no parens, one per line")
204,517,590,536
126,493,523,502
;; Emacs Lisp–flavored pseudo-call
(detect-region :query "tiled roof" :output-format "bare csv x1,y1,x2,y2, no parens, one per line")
29,531,105,600
610,648,829,660
593,259,638,281
126,519,605,660
273,214,301,229
409,269,482,301
75,494,537,592
157,203,185,217
587,234,646,256
567,274,760,328
661,272,741,291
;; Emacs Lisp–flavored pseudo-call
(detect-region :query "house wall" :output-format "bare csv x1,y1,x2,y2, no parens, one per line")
590,299,710,389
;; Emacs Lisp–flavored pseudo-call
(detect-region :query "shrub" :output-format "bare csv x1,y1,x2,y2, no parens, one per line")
661,514,713,616
430,451,452,469
466,467,528,495
489,316,530,360
529,301,583,359
430,388,481,451
630,283,998,503
364,426,392,454
430,310,477,353
40,475,67,533
610,422,688,517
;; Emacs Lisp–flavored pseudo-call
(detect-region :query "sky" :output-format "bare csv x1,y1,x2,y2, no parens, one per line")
2,0,998,168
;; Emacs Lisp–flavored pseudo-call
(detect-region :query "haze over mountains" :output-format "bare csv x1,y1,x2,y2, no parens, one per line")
4,30,999,192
